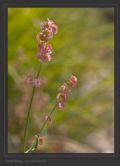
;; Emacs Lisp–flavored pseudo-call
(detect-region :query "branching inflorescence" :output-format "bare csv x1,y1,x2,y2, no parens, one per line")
23,18,78,153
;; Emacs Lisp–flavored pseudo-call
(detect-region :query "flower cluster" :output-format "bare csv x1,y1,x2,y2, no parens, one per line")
36,18,58,62
57,75,78,109
26,76,42,88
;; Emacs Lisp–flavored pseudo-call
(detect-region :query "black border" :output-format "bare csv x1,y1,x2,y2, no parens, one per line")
0,0,120,165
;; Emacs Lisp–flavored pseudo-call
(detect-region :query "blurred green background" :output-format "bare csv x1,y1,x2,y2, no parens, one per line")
8,8,114,153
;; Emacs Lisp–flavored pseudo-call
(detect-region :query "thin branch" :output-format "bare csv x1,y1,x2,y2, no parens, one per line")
24,103,57,153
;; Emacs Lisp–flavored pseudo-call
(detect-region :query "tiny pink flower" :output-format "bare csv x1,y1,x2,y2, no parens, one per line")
47,18,58,35
33,78,41,87
40,18,58,39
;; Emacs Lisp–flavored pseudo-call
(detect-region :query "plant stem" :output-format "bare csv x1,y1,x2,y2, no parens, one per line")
24,103,57,153
23,62,42,152
38,103,57,136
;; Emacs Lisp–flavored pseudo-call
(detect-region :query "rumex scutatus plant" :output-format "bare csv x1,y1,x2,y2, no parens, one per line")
23,18,78,153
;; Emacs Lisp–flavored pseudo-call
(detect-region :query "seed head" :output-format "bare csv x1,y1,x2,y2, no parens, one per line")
57,75,78,109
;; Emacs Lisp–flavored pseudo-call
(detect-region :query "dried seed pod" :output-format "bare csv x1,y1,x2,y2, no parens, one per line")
57,75,78,109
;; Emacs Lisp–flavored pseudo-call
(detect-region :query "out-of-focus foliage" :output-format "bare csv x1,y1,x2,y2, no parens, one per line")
8,8,114,153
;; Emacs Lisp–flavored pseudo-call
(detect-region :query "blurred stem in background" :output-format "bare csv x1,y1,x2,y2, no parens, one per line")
23,62,42,152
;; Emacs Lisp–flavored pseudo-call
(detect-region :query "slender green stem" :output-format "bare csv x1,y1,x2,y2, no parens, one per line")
38,103,57,136
23,62,42,152
24,103,57,153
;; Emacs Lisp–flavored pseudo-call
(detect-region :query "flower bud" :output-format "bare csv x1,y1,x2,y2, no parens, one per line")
57,93,67,102
36,32,47,42
70,75,78,86
57,101,65,109
59,84,68,93
45,115,51,122
69,75,78,88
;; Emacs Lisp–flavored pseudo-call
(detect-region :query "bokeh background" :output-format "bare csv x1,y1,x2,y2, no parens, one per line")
8,8,114,153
